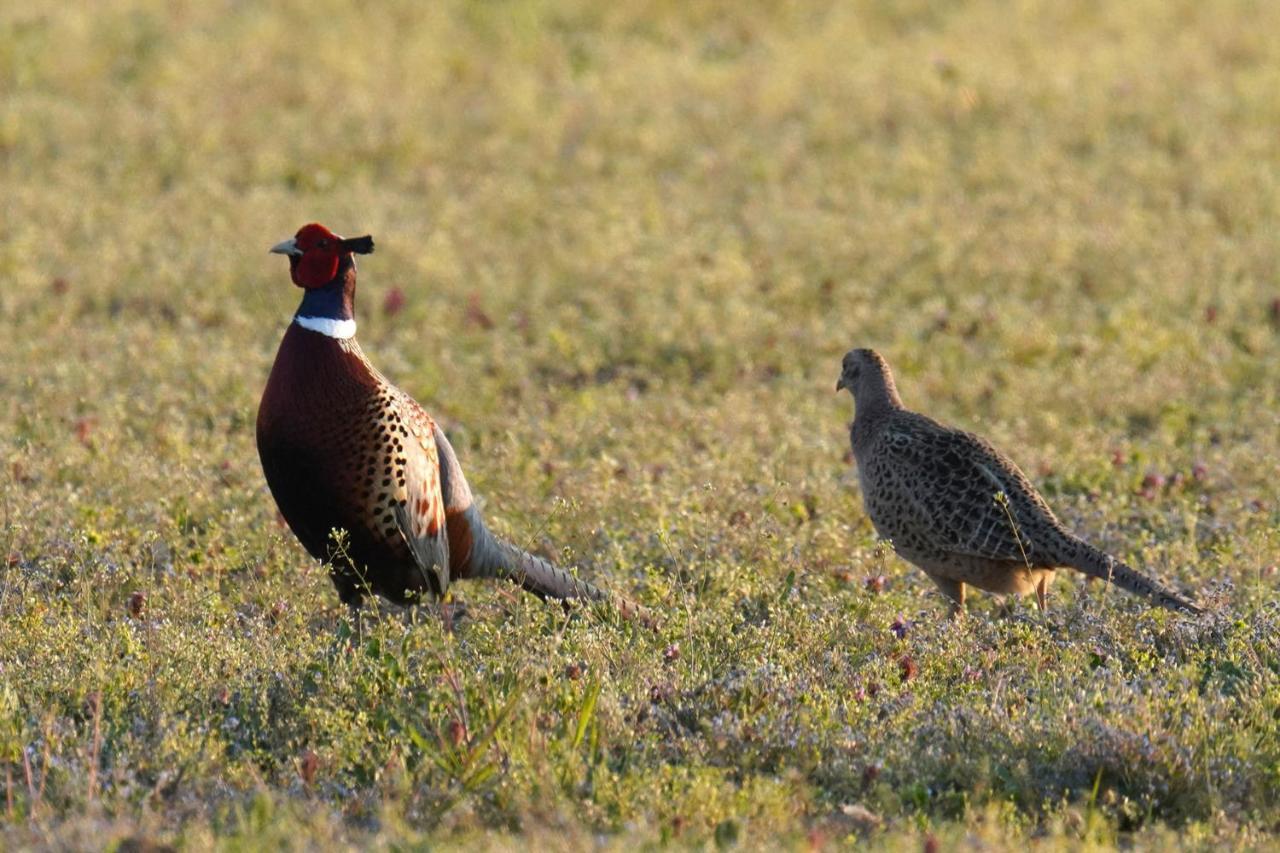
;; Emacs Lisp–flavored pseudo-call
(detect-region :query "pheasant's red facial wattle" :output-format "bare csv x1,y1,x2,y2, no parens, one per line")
294,251,340,289
270,223,375,289
291,223,343,289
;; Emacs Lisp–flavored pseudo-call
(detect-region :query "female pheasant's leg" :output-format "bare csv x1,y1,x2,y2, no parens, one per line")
1035,575,1050,613
928,575,966,617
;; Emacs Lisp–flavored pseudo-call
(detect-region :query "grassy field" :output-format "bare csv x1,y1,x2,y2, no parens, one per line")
3,0,1280,848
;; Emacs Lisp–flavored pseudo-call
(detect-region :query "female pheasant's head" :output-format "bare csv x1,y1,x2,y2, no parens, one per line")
270,223,375,289
837,348,902,410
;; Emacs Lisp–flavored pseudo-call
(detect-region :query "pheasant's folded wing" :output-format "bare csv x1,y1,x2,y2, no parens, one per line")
875,418,1056,562
430,420,489,577
385,394,451,596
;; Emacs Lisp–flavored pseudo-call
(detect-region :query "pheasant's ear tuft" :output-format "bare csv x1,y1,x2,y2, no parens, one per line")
340,235,375,255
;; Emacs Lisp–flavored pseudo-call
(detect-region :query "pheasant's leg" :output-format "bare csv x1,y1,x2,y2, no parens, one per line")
928,575,966,618
348,600,365,644
333,581,365,645
1035,575,1049,613
437,596,468,633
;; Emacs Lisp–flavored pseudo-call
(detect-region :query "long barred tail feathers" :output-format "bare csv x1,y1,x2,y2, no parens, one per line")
467,512,657,627
1064,536,1203,615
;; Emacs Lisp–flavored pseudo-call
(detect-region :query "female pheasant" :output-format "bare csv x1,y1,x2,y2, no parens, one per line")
837,348,1203,617
258,223,608,615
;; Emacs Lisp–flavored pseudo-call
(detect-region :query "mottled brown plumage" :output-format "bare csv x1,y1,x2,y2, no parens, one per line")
837,348,1202,616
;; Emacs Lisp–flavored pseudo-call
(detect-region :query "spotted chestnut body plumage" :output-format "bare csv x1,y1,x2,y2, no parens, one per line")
258,223,607,611
838,348,1202,616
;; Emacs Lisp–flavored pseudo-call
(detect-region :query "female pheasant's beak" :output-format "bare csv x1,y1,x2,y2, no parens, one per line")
836,376,848,392
269,237,302,257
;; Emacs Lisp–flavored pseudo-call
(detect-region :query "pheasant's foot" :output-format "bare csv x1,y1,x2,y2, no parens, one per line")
994,597,1020,620
438,599,469,633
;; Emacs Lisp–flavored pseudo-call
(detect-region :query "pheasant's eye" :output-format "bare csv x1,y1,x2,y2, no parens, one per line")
317,239,329,249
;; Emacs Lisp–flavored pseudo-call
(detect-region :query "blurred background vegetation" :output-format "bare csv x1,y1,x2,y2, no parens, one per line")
1,0,1278,848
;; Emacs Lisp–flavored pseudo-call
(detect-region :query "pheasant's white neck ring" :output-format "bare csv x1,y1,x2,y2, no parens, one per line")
295,315,357,339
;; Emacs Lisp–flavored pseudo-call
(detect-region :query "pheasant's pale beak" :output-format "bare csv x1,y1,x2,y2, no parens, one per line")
836,376,847,392
269,237,302,257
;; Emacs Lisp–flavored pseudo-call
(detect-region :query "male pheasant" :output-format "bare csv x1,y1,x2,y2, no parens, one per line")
836,348,1203,617
258,223,609,615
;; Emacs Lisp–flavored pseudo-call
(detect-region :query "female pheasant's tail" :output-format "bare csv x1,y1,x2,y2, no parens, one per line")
466,512,657,627
1063,537,1203,614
